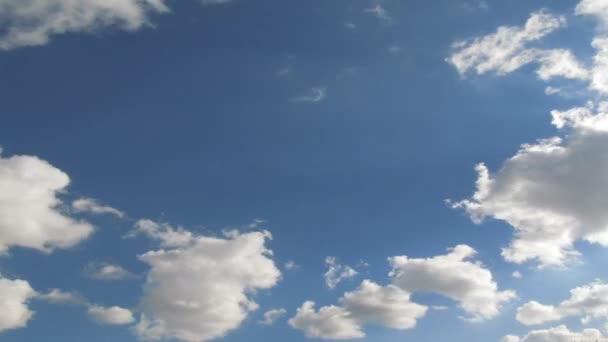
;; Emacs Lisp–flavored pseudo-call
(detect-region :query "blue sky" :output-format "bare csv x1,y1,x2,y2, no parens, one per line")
2,0,608,341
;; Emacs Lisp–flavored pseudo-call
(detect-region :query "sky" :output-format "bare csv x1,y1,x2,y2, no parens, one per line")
2,0,608,341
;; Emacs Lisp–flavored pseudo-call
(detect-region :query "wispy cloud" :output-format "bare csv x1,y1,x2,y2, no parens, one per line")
291,86,327,103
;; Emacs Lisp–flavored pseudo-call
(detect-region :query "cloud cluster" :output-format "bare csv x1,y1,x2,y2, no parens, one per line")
453,102,608,266
503,325,608,342
0,150,94,254
133,226,281,342
290,245,513,339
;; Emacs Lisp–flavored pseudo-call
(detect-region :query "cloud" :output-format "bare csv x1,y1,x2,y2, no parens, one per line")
37,289,86,305
502,325,608,342
0,150,94,254
130,219,195,248
72,198,124,218
517,280,608,326
291,87,327,103
364,3,391,23
133,227,281,342
448,10,590,83
0,0,170,50
289,280,427,340
0,276,36,332
512,271,523,279
389,245,516,321
324,257,358,289
452,102,608,267
259,308,287,326
84,262,135,281
88,305,135,326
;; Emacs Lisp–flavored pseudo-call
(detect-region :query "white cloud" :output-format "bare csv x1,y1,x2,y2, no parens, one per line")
72,198,124,218
133,229,281,342
517,280,608,326
37,289,85,305
452,102,608,267
324,257,358,289
259,308,287,326
576,0,608,28
364,3,391,23
130,219,194,248
512,271,523,279
284,260,298,271
289,280,427,340
0,0,170,50
590,37,608,94
0,150,94,254
291,87,327,103
389,245,516,321
0,276,37,332
449,10,591,85
503,325,608,342
84,262,134,281
88,305,135,325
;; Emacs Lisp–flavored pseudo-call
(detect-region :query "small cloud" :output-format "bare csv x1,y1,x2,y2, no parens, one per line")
259,308,287,325
324,257,358,289
285,260,299,271
512,271,523,279
388,44,402,54
432,305,449,311
38,289,87,306
364,3,391,23
72,198,124,218
344,22,356,30
291,86,327,103
84,262,135,281
88,305,135,325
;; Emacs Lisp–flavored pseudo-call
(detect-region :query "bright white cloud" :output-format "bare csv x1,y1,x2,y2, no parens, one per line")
88,305,135,325
452,102,608,267
72,198,124,218
259,308,287,326
84,262,134,281
289,280,427,340
130,219,194,248
0,277,37,332
503,325,608,342
0,0,170,50
134,228,281,342
448,11,568,77
324,257,358,289
0,150,94,254
517,280,608,326
389,245,516,321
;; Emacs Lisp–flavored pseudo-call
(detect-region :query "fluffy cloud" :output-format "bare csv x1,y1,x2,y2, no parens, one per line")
448,11,578,78
88,305,135,325
503,325,608,342
259,308,287,326
72,198,124,218
389,245,516,321
517,280,608,326
0,0,170,50
133,228,281,342
0,277,37,332
0,150,94,254
84,262,134,281
289,280,427,340
130,219,194,248
324,257,358,289
453,102,608,267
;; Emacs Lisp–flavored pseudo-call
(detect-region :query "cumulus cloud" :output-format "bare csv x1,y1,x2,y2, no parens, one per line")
452,102,608,267
289,280,427,340
0,150,94,254
88,305,135,325
259,308,287,326
0,276,37,332
502,325,608,342
133,228,281,342
72,198,124,218
517,280,608,326
130,219,194,248
324,257,358,289
84,262,134,281
37,288,85,305
389,245,516,321
0,0,170,50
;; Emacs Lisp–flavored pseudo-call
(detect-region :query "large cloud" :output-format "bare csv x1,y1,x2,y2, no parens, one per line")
0,276,37,332
133,224,281,342
289,280,427,340
389,245,516,321
503,325,608,342
517,280,608,326
453,102,608,267
0,150,94,254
